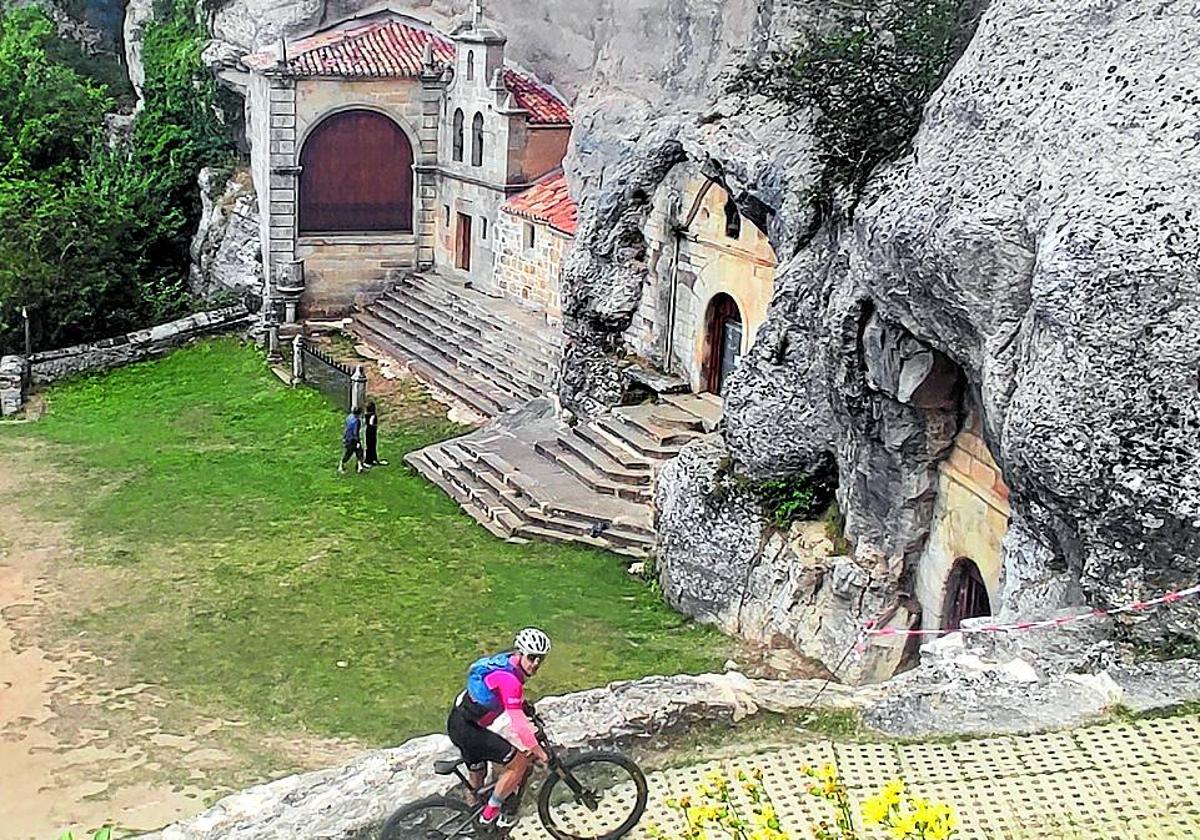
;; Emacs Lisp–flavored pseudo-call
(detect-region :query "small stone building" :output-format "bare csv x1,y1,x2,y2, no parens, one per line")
493,170,578,320
627,163,778,396
237,7,571,316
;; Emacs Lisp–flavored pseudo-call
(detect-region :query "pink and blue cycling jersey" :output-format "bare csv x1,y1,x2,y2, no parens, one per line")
474,655,538,752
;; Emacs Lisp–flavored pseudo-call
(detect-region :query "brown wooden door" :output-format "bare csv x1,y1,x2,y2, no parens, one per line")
942,558,992,632
456,213,472,271
299,110,413,233
702,293,743,395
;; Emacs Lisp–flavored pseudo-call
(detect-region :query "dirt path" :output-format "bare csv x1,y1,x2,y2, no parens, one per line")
0,440,360,839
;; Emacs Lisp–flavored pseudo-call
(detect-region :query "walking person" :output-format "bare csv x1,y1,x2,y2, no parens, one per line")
364,400,388,467
337,405,367,474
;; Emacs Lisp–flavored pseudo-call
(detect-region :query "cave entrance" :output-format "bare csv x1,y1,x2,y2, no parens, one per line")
701,293,743,396
941,557,992,632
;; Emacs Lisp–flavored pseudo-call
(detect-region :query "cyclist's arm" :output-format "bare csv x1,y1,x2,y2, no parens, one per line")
486,671,543,758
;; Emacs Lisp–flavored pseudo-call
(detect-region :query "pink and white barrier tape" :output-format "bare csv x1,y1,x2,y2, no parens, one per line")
861,582,1200,640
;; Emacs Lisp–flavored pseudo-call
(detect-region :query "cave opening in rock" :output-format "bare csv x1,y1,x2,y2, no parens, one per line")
941,556,992,631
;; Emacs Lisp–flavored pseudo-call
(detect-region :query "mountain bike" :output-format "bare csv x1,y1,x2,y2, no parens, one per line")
380,708,648,840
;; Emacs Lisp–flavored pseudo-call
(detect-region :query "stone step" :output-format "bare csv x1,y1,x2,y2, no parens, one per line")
351,314,512,417
458,438,655,538
557,429,652,486
515,522,650,558
405,451,521,540
663,392,723,432
396,275,561,365
379,289,556,384
532,439,652,503
370,296,546,400
612,405,703,447
595,415,688,461
571,423,648,471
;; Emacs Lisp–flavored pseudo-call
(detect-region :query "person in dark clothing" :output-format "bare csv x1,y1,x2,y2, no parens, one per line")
363,401,388,466
338,406,367,474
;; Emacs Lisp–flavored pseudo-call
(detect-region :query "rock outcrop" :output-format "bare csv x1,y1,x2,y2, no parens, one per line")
189,167,263,304
564,0,1200,669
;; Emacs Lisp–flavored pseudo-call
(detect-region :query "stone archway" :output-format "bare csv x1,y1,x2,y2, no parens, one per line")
941,557,992,632
701,292,743,395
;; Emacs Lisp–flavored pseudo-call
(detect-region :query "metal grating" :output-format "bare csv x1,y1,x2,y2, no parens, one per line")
511,714,1200,840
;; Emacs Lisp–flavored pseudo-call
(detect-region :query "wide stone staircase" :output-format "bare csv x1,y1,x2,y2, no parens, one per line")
350,272,562,418
406,394,722,557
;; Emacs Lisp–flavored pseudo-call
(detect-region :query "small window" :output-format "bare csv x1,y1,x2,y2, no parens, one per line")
444,205,451,226
466,50,475,81
471,112,484,167
724,196,741,239
523,222,536,251
452,109,464,162
480,217,488,240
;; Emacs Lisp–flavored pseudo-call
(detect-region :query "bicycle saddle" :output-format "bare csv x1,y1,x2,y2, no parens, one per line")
433,759,463,775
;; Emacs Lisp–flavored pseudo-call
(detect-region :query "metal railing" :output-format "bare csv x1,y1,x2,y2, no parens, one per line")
287,336,366,411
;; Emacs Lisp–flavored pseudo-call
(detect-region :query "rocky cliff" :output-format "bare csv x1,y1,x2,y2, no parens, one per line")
562,0,1200,674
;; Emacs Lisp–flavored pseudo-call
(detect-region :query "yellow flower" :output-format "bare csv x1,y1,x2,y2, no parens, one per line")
881,778,905,805
861,794,890,825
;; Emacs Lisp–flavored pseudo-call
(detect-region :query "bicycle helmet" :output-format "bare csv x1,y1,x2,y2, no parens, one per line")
514,627,552,657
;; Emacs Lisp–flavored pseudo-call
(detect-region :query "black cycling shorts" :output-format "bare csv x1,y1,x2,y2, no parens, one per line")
447,703,515,770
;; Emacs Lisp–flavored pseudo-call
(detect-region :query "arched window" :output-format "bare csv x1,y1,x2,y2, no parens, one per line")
724,196,741,239
466,50,475,81
471,112,484,167
299,110,413,233
452,109,464,162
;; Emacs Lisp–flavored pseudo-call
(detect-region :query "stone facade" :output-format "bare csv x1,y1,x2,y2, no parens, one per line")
914,408,1012,631
234,11,571,317
628,164,776,392
491,211,570,318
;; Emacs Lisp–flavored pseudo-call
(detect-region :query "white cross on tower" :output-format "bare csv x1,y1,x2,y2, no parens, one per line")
471,0,484,29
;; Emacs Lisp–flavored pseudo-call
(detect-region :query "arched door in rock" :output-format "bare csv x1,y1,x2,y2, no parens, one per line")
299,110,414,233
941,557,992,632
702,293,743,395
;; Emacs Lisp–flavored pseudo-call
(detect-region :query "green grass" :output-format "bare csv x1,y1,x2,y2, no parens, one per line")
1,338,731,744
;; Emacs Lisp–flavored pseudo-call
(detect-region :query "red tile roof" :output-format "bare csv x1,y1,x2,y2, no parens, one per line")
503,171,577,235
244,17,570,126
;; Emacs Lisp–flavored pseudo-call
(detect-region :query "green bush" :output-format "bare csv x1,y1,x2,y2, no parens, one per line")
732,0,983,226
0,0,235,355
753,465,837,531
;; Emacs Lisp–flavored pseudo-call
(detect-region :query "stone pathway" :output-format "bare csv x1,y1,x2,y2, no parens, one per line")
516,714,1200,840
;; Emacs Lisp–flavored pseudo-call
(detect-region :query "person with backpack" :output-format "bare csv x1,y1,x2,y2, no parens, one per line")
447,628,552,830
337,405,367,474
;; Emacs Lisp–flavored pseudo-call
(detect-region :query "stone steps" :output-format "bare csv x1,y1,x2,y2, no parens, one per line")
350,312,511,417
353,272,562,419
370,295,546,400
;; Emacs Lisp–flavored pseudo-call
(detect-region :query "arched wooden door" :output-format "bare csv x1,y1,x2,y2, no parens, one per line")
299,110,413,234
702,293,743,396
942,558,992,632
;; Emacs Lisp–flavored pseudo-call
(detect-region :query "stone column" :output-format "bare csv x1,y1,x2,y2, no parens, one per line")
351,365,367,412
292,335,304,385
265,307,283,364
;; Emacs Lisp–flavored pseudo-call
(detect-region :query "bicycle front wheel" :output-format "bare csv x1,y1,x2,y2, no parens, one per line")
380,794,477,840
537,751,648,840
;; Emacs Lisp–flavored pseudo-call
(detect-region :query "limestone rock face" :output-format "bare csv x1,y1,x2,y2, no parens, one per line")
123,0,153,98
655,436,916,683
189,167,263,304
832,0,1200,642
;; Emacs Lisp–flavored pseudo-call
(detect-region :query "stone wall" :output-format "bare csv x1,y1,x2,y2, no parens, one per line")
492,212,569,318
0,355,29,416
27,307,252,386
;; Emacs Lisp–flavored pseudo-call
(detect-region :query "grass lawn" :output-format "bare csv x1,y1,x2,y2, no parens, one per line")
1,337,731,744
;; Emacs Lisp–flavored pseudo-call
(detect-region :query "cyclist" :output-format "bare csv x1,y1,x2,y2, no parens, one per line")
447,628,552,830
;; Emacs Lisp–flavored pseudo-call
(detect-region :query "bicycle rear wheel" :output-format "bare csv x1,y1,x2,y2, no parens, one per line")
380,794,477,840
537,751,648,840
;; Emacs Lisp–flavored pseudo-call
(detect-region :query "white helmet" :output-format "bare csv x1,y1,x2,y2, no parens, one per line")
514,627,551,657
